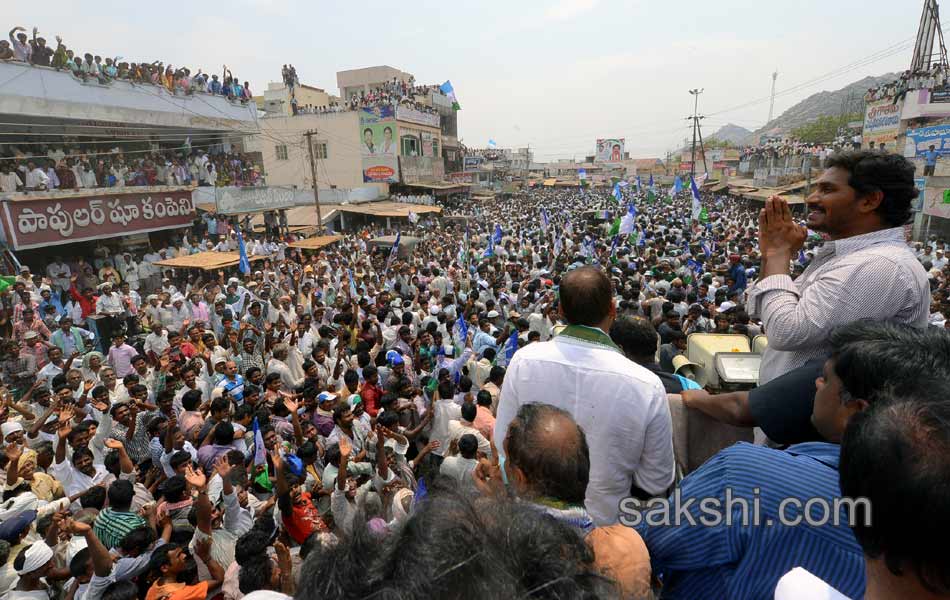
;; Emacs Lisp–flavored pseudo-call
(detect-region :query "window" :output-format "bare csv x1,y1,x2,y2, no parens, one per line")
314,141,329,159
433,140,440,157
275,145,288,160
401,137,419,157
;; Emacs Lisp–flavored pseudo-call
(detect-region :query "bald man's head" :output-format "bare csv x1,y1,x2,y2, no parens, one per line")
504,403,589,504
559,266,613,328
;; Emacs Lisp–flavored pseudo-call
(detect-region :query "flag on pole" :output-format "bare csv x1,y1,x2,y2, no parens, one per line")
499,329,519,366
701,241,712,258
234,225,252,275
553,235,563,256
609,235,619,263
252,417,272,490
635,175,642,193
540,207,550,230
483,234,494,258
690,176,703,222
493,223,503,244
453,312,469,349
607,216,621,237
612,182,623,203
347,268,358,299
648,174,655,190
620,204,637,235
670,176,684,198
439,80,461,110
487,139,497,149
646,188,656,204
385,231,401,272
564,218,574,237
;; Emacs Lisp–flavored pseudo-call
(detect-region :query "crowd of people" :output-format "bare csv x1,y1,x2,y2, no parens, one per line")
0,149,943,599
1,25,252,103
0,148,263,193
288,75,443,118
864,63,950,102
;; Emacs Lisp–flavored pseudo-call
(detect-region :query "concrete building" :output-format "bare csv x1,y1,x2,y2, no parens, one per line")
0,60,258,264
255,82,335,116
337,66,413,101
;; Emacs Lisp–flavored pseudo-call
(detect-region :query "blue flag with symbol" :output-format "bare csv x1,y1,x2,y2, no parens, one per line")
347,268,358,299
493,223,503,244
612,182,623,203
701,241,712,258
235,224,252,275
540,207,550,230
690,176,703,221
648,174,655,190
385,231,400,272
483,234,494,258
635,175,642,193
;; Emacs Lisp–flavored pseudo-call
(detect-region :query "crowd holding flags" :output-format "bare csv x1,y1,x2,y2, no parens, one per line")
541,207,550,230
493,224,503,244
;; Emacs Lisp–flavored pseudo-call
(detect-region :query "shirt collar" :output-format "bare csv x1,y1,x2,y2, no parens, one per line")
824,227,906,258
784,441,840,470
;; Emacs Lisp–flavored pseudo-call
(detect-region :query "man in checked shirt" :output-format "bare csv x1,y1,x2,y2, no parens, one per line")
748,151,930,386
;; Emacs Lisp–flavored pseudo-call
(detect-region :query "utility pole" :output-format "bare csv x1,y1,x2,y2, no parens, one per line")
767,71,778,124
696,115,708,176
688,88,703,178
303,130,323,231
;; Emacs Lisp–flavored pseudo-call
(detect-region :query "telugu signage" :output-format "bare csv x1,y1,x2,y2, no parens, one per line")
903,125,950,158
360,106,400,184
214,186,296,215
921,176,950,218
862,99,903,148
462,156,483,172
1,190,195,250
395,105,441,128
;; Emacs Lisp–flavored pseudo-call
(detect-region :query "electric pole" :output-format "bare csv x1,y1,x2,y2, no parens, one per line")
767,71,778,124
688,88,703,178
304,130,323,231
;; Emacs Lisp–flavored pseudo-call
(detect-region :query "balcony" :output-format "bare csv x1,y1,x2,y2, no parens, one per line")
0,61,258,131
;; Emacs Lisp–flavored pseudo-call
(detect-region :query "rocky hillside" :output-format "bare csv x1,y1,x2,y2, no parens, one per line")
707,123,753,146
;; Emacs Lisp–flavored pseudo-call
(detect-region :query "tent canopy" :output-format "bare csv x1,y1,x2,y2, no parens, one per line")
153,251,265,271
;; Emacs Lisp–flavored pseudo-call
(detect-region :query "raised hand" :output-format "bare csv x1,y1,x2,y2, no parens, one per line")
104,438,124,450
338,435,352,458
4,442,22,463
184,463,207,489
213,454,232,478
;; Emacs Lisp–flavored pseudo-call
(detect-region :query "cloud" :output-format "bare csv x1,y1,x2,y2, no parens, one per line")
545,0,599,21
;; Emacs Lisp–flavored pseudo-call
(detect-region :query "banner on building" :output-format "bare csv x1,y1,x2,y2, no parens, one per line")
400,156,446,184
214,186,296,215
922,178,950,219
1,190,195,249
396,105,441,128
360,106,399,183
595,138,625,163
862,99,903,148
462,156,483,172
903,125,950,157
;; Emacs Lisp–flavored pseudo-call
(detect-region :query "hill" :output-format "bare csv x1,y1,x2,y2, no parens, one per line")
749,73,899,141
706,123,753,146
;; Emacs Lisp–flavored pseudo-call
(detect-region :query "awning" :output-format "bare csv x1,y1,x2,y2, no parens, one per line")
406,182,472,190
288,235,344,250
543,178,557,187
154,251,266,271
336,202,443,218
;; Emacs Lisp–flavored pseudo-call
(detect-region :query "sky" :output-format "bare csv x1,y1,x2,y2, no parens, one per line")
7,0,924,160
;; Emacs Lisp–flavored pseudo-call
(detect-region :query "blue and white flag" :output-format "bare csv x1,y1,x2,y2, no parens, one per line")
234,225,252,275
252,417,267,467
483,234,495,258
493,223,503,244
564,218,574,237
690,176,703,221
600,209,611,220
553,235,563,256
798,249,808,265
617,180,630,188
347,268,358,298
453,312,469,348
648,174,655,190
487,139,497,149
670,176,684,197
686,258,702,279
635,175,642,193
609,235,619,258
578,168,587,181
408,210,419,224
498,329,519,366
612,182,623,203
620,204,637,235
701,241,712,258
540,207,550,230
637,228,646,247
385,231,401,272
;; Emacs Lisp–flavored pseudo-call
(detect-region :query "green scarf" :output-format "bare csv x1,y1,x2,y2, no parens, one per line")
557,324,622,354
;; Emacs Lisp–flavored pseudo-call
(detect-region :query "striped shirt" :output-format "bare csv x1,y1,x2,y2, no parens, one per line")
93,507,147,550
635,442,865,600
747,227,929,385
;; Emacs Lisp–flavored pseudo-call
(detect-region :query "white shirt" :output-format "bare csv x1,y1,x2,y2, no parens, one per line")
494,328,674,526
427,399,462,457
25,168,49,189
0,172,21,192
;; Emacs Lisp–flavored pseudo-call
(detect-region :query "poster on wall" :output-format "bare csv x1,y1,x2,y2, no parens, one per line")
359,106,399,183
903,125,950,158
862,99,903,148
595,138,625,163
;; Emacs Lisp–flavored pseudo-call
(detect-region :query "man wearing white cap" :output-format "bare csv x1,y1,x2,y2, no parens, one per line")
95,281,125,347
10,541,54,596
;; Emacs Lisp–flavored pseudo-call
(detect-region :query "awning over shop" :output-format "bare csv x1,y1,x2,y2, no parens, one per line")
154,251,265,271
288,235,344,250
405,182,472,190
336,202,442,218
543,178,557,187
